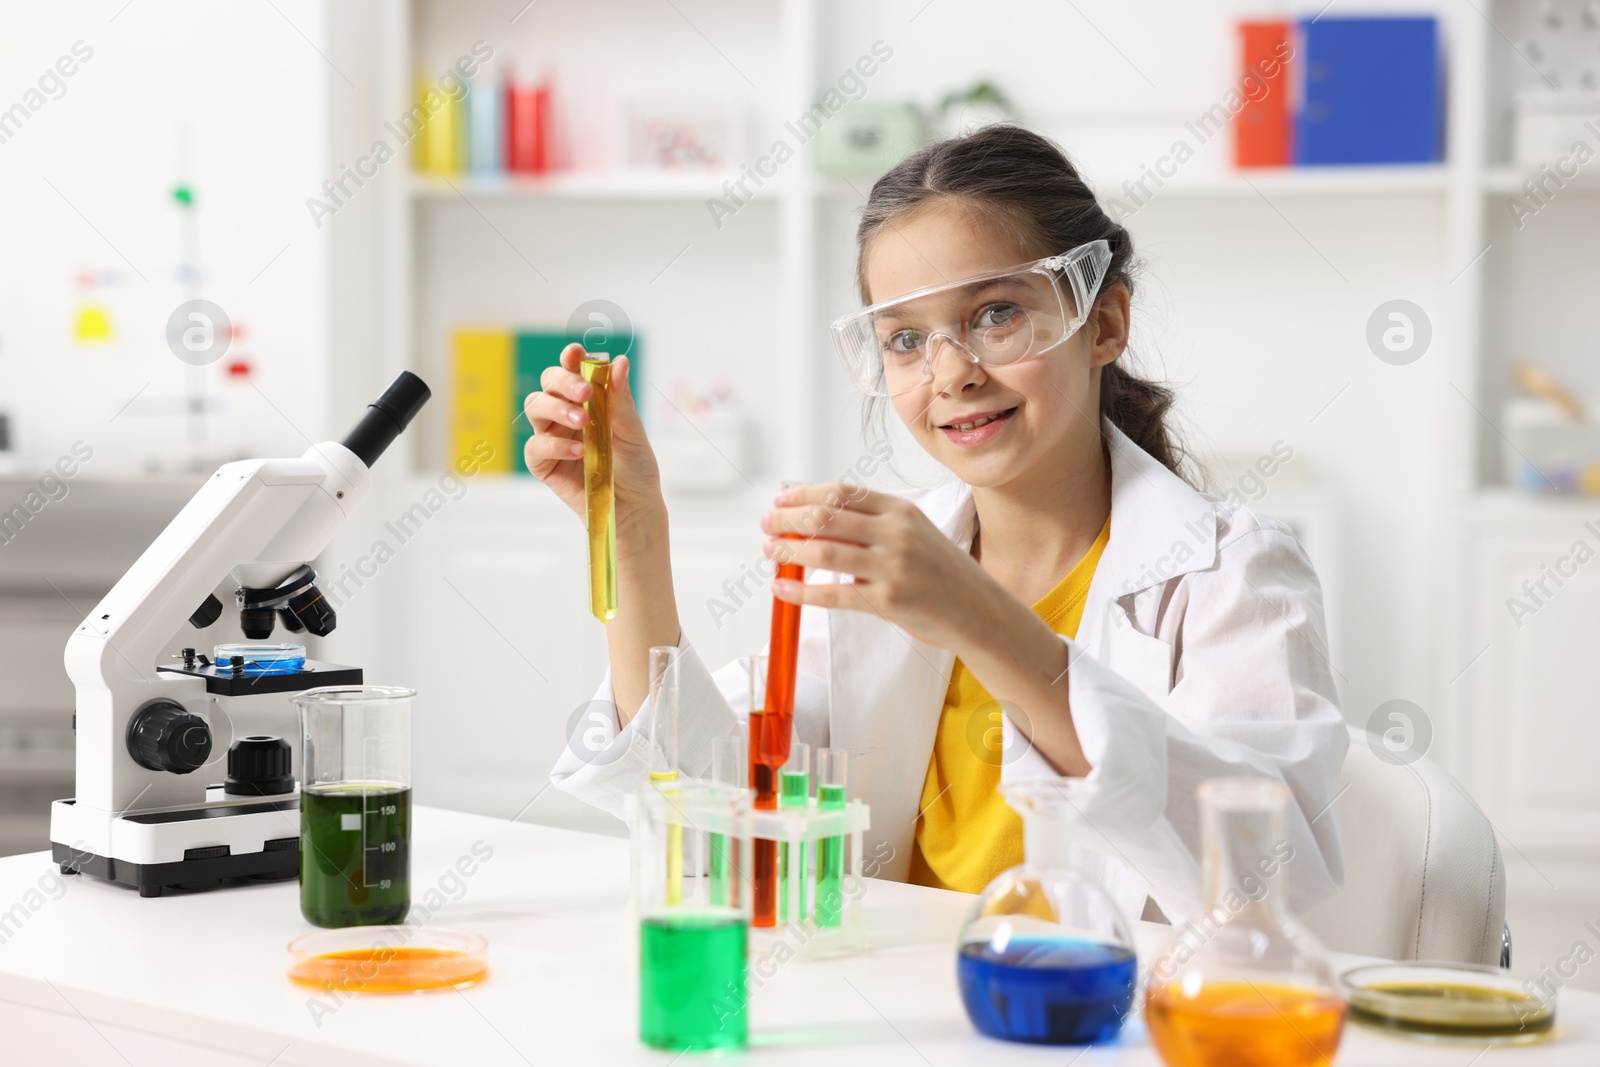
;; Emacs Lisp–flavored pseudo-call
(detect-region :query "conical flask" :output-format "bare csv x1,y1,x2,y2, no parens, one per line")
956,778,1138,1045
1145,777,1345,1067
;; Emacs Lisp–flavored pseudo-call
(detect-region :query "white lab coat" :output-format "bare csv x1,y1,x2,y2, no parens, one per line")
550,418,1348,926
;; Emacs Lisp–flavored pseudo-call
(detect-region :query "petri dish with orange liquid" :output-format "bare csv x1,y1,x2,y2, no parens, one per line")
287,927,488,994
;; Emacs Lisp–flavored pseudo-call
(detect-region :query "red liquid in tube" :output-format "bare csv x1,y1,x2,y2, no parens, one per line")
748,532,805,928
749,710,777,927
760,539,804,768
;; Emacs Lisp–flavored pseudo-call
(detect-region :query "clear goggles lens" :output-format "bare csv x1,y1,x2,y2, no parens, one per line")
830,240,1112,397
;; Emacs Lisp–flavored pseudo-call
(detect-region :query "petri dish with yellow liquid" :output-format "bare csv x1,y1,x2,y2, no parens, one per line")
287,927,488,994
1341,961,1555,1045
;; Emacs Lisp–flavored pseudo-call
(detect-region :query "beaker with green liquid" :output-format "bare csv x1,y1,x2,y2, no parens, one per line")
293,686,414,928
634,779,752,1052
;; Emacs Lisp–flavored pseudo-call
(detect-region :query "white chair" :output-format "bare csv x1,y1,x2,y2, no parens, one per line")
1302,725,1507,966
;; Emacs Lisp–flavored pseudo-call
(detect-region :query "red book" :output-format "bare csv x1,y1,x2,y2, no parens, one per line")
506,78,543,174
1235,20,1293,168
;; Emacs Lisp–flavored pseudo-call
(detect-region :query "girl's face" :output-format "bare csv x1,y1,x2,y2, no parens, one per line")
861,201,1126,492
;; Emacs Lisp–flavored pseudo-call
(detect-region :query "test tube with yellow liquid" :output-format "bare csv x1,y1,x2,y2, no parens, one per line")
580,353,616,622
646,646,681,905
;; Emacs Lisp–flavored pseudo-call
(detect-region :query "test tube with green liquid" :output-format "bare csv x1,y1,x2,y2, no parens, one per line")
778,742,809,924
645,646,681,905
815,748,847,928
709,734,742,906
579,353,616,622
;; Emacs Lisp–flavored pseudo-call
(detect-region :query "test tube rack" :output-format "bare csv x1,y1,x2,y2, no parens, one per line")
751,795,870,960
625,781,872,960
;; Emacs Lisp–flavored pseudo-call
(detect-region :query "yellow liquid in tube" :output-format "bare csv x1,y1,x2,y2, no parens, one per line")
649,770,683,905
580,354,616,622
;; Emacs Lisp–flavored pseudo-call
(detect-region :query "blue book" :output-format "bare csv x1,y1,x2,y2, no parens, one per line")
467,81,502,174
1295,17,1441,165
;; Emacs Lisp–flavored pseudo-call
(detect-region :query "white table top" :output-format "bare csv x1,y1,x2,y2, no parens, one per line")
0,806,1594,1065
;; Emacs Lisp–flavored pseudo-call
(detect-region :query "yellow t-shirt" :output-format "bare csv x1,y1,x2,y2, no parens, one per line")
907,515,1110,894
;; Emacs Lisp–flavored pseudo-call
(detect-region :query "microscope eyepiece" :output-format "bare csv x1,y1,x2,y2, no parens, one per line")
341,371,431,469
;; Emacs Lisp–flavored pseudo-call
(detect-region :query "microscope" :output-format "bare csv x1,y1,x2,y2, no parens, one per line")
50,372,430,897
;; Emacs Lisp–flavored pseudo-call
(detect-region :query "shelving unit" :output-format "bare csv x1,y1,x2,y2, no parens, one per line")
377,0,822,487
318,1,1600,905
1485,167,1600,194
1092,164,1451,199
314,0,827,832
407,171,795,202
1439,0,1600,903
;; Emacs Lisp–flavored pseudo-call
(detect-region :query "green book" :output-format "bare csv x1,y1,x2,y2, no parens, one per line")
512,331,637,473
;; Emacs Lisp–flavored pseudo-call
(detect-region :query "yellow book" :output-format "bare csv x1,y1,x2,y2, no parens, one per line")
424,82,462,174
452,329,513,474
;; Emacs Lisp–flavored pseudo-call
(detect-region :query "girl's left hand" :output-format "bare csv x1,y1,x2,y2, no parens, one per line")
761,482,1002,651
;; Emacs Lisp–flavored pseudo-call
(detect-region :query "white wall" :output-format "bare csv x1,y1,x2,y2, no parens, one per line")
0,0,331,475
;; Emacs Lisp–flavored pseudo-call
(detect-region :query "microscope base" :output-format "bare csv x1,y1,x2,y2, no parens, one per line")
52,840,299,897
50,794,303,898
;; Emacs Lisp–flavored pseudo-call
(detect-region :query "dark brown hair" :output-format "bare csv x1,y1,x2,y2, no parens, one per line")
855,124,1191,482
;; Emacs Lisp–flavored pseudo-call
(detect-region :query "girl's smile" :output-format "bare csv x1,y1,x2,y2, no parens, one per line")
937,405,1018,446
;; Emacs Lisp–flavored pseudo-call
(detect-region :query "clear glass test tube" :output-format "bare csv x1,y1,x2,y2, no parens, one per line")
746,655,777,928
780,741,810,806
645,646,680,780
646,647,681,903
709,734,742,906
815,747,847,928
778,742,810,923
760,480,804,766
580,352,615,622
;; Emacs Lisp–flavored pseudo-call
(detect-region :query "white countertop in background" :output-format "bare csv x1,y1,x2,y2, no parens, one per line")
0,807,1593,1066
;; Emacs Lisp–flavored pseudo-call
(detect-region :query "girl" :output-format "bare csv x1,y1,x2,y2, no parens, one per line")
534,125,1346,923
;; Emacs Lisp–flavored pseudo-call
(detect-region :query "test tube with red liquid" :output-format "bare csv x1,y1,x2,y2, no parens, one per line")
759,481,805,768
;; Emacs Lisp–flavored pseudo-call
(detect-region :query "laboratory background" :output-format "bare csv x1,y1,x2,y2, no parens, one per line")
2,0,1600,1053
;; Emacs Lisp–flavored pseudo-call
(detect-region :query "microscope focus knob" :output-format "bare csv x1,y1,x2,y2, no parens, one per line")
225,735,294,796
127,700,212,774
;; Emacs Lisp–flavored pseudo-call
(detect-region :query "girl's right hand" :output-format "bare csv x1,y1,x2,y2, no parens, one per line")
523,343,663,533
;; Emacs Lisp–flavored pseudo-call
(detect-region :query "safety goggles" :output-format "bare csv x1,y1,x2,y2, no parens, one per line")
829,240,1112,397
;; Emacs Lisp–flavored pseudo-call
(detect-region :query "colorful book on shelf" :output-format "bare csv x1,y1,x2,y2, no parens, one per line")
513,331,637,473
1294,16,1442,166
1235,20,1292,168
513,333,568,474
452,328,638,474
467,80,502,174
